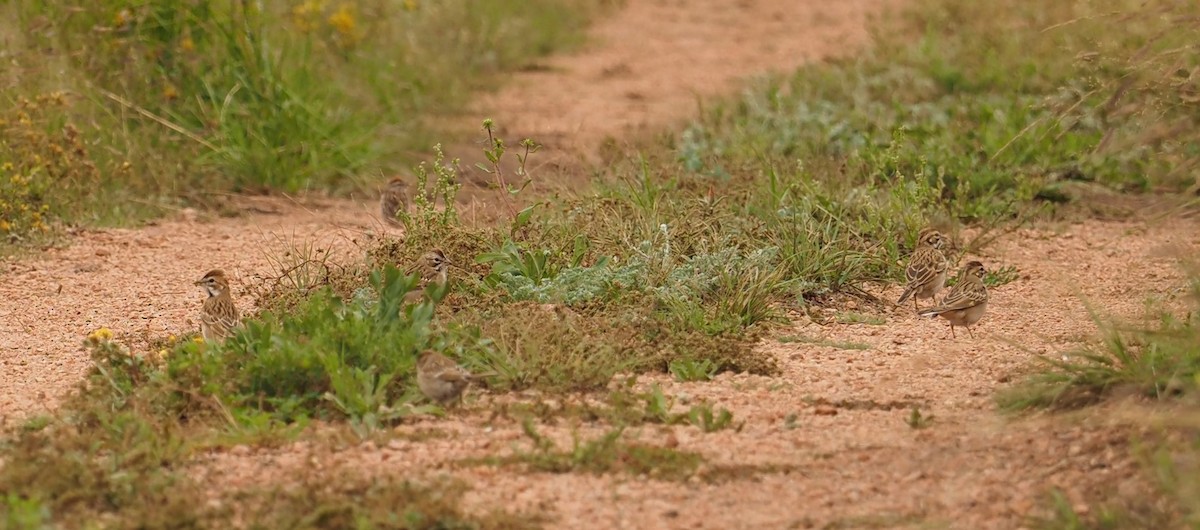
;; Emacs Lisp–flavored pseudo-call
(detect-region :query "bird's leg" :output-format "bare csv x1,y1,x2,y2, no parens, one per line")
967,326,975,339
912,298,919,313
950,325,957,339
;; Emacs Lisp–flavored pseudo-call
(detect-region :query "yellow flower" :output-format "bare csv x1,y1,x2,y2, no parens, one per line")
156,349,169,362
0,220,11,232
167,334,178,344
402,0,418,11
163,84,178,101
193,336,205,344
88,327,114,342
113,9,131,27
291,0,326,33
180,36,195,53
328,4,357,37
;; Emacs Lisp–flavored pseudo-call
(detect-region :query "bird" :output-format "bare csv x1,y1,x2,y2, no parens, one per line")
194,269,241,342
896,228,950,311
403,248,451,302
379,176,408,227
416,350,486,406
918,260,988,338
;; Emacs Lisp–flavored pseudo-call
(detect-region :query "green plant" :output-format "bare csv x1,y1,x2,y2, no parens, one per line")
480,239,567,289
777,335,871,351
0,93,105,241
0,398,205,527
999,266,1200,411
668,358,720,382
400,143,463,239
485,420,706,482
475,118,541,222
631,385,739,432
835,313,887,325
1030,489,1157,530
687,402,738,433
2,494,50,529
1,0,607,231
237,473,540,530
905,406,934,430
984,264,1021,288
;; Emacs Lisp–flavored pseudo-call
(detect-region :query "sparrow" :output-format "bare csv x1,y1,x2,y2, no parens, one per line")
416,350,487,405
403,248,451,303
897,228,950,311
918,260,988,338
194,269,241,342
379,177,408,227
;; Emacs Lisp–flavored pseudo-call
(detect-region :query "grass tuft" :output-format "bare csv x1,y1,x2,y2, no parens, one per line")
999,265,1200,411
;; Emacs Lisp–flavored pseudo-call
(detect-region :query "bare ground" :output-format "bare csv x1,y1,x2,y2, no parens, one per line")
2,0,1197,527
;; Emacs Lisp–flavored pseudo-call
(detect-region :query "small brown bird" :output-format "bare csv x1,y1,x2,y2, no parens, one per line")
897,228,951,311
918,261,988,338
379,177,408,227
416,350,483,405
194,269,241,342
403,248,451,302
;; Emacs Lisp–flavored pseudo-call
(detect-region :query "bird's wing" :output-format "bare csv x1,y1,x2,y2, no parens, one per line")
921,280,986,315
434,367,471,383
898,248,946,303
906,247,947,285
202,298,241,332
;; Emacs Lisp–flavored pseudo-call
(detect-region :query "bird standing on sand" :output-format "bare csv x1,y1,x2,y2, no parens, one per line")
897,228,950,312
918,260,989,338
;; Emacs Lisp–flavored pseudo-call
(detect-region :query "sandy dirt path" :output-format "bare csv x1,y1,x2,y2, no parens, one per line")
463,0,903,167
3,0,1195,527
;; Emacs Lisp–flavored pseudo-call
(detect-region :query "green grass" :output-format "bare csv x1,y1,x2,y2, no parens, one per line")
0,0,607,235
999,264,1198,526
466,422,706,482
0,326,548,527
3,0,1200,525
1028,431,1200,530
999,266,1200,411
464,419,794,484
777,335,872,351
232,474,541,529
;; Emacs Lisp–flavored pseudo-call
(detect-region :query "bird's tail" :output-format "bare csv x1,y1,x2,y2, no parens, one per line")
917,307,944,318
896,286,915,305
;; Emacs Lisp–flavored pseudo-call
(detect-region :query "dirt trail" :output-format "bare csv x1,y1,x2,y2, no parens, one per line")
456,0,902,172
2,0,1196,528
